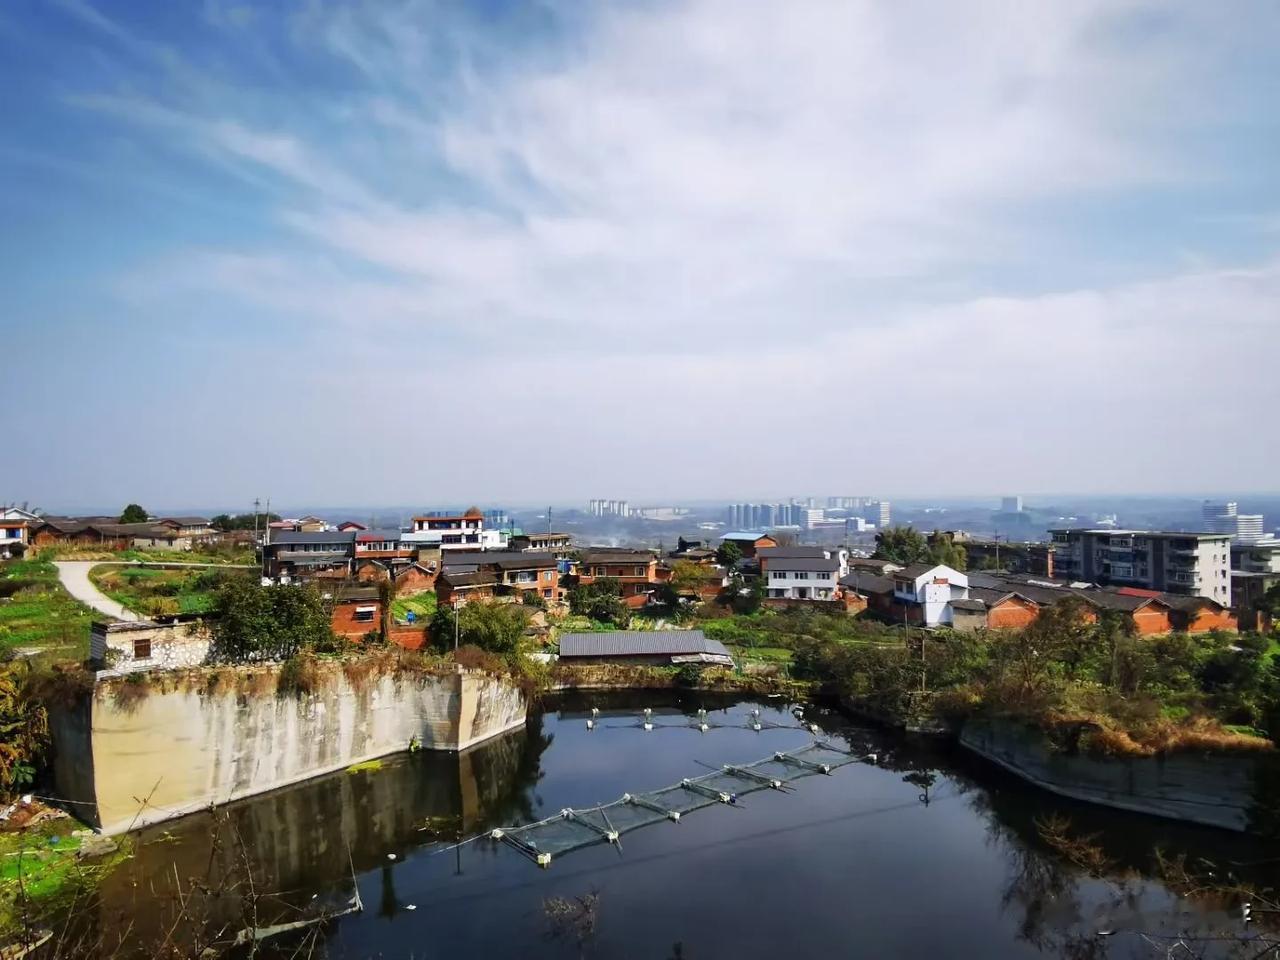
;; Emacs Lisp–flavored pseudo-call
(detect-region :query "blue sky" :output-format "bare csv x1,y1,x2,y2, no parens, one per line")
2,0,1278,512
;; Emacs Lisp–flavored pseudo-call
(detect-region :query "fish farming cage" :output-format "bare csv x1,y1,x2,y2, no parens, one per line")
488,741,871,867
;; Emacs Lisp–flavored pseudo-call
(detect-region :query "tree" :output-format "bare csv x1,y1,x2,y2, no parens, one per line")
873,526,931,565
209,578,335,662
211,512,282,532
928,531,968,571
119,503,149,524
670,560,713,597
567,578,631,627
430,599,528,655
0,661,49,799
715,540,742,569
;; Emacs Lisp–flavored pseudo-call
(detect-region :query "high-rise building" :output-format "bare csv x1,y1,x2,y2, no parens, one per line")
1203,500,1266,542
1050,528,1231,603
1001,496,1023,514
864,500,890,527
588,499,631,518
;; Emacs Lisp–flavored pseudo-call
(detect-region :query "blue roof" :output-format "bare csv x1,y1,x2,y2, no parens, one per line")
719,531,770,541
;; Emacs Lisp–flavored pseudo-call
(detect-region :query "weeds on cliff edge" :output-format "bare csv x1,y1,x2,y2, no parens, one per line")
275,652,321,699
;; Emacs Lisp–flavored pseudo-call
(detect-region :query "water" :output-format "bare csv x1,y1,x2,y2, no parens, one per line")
70,693,1280,958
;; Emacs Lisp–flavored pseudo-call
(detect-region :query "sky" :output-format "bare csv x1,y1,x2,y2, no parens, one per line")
2,0,1279,512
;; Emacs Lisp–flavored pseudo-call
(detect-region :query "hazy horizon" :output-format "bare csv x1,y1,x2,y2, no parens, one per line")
3,1,1279,507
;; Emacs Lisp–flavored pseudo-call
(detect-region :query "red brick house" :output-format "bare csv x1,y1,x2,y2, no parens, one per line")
719,532,778,559
435,552,561,607
577,549,660,608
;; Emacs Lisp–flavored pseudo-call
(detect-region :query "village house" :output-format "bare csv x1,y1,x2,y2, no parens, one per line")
156,516,214,539
763,553,843,601
91,619,211,673
351,529,417,581
890,563,971,627
268,516,330,533
404,507,508,551
337,521,368,532
718,531,779,559
576,548,661,607
435,551,561,607
262,529,356,580
510,531,575,559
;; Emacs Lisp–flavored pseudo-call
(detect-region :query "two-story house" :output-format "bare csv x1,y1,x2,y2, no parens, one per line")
764,555,842,600
891,563,970,626
576,549,660,607
262,530,356,580
435,552,561,606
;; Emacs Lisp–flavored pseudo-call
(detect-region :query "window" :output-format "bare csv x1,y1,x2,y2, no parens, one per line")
543,571,553,581
633,566,644,576
595,566,605,577
132,636,151,660
542,588,553,598
353,605,376,623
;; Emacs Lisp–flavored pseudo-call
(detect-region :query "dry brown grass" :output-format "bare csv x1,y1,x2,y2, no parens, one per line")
1046,709,1273,758
108,673,150,713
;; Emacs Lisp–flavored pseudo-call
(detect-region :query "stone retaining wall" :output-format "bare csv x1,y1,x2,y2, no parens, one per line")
960,719,1265,833
50,665,527,835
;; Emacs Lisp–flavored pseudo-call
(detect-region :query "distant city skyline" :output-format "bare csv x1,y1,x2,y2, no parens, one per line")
3,2,1279,505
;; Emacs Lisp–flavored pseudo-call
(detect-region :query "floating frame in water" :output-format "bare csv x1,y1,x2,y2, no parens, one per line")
486,741,874,868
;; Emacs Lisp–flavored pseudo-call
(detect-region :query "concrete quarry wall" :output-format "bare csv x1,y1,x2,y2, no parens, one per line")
960,719,1265,833
51,665,528,835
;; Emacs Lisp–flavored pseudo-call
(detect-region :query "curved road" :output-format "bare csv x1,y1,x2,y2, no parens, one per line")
52,560,257,622
53,561,140,621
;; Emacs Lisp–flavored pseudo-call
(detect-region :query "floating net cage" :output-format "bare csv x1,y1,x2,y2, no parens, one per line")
488,741,871,867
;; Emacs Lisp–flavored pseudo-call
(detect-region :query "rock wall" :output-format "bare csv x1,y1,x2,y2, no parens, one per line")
960,719,1264,833
51,665,528,835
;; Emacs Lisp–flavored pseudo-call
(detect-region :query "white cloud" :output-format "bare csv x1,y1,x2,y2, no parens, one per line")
50,0,1280,498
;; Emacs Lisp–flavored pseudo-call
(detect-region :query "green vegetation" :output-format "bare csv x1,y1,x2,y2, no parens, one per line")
566,578,631,627
0,558,94,661
0,820,132,934
788,599,1280,756
44,543,256,565
431,599,529,656
118,503,148,524
391,593,437,623
90,565,250,617
715,540,742,568
0,661,49,798
873,525,967,570
211,511,281,531
209,578,335,662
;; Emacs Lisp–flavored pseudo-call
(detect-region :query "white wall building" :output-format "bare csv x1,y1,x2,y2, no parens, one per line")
403,510,508,551
766,556,842,600
891,564,970,626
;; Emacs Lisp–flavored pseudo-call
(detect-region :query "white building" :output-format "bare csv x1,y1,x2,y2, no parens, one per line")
765,556,842,600
402,509,508,551
891,563,970,627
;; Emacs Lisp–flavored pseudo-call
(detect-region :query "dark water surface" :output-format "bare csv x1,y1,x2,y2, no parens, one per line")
83,693,1279,958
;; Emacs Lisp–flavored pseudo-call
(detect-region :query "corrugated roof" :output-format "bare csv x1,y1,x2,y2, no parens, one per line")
720,531,774,542
951,598,987,612
558,629,729,659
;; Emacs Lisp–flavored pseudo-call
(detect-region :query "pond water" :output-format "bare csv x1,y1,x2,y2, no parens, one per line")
68,693,1280,958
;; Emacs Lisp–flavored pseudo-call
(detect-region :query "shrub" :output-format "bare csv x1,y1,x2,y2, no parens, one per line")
276,652,323,698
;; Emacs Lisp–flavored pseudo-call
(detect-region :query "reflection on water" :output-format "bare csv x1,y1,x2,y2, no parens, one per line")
69,693,1280,958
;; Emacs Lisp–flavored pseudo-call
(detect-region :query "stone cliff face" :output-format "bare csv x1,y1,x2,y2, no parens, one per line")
51,666,528,835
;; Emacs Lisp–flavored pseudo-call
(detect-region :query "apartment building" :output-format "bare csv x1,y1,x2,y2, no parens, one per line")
510,531,574,559
1049,528,1231,604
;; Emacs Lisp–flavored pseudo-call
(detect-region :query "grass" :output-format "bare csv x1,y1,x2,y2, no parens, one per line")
391,593,437,623
89,565,249,618
43,544,256,566
726,644,794,664
0,558,95,662
0,820,132,934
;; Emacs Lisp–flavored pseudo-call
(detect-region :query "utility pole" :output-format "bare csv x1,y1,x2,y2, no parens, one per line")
547,506,553,536
253,498,261,542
